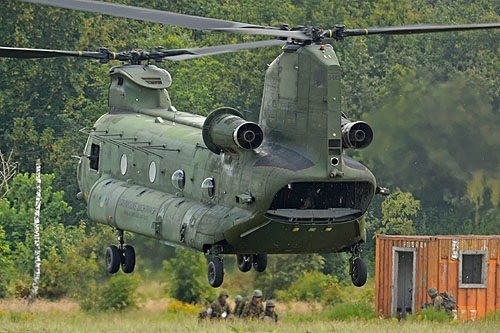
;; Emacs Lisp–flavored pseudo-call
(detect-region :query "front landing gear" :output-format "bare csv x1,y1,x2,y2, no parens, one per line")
349,244,367,287
105,229,135,274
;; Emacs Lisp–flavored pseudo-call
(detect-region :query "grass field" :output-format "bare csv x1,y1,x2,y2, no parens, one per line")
1,299,500,332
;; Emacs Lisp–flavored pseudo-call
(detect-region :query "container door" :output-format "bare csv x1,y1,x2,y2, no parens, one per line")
396,251,414,316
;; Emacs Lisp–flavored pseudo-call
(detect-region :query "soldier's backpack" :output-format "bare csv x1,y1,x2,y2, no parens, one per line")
439,291,457,312
198,309,208,320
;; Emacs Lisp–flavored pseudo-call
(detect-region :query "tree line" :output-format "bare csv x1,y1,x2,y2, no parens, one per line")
0,0,499,305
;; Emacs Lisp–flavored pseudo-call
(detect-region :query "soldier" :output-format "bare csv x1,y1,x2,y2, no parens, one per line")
234,295,245,317
264,300,279,323
427,288,456,315
209,291,232,319
241,289,264,320
427,288,444,311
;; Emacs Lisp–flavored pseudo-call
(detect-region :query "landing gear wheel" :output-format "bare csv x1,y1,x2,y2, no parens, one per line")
121,245,136,274
105,245,120,274
252,254,267,272
237,254,252,272
207,257,224,288
350,257,367,287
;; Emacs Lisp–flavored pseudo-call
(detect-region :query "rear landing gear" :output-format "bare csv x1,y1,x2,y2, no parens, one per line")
236,254,268,273
349,244,367,287
105,229,135,274
206,247,269,287
237,254,252,272
252,254,267,272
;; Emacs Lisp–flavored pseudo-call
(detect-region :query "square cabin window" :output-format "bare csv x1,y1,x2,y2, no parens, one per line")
458,250,488,288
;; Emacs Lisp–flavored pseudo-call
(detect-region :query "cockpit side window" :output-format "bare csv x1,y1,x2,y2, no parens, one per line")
89,143,100,171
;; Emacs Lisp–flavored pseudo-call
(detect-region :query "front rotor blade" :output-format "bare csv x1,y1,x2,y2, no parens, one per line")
0,47,104,59
162,40,285,61
21,0,309,40
344,23,500,37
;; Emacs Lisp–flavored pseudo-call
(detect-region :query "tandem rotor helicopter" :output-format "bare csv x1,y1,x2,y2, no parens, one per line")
2,0,500,288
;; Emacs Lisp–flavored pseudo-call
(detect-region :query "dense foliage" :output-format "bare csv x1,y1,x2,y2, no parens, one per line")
164,249,214,304
0,0,499,305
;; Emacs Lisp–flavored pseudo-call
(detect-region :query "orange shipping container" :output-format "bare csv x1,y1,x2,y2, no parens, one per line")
375,235,500,320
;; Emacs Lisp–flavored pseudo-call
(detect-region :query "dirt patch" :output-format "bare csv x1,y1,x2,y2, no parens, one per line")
139,298,170,312
0,299,79,313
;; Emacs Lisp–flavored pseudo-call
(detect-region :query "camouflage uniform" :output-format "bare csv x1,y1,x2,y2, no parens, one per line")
241,300,264,319
427,288,444,312
234,295,245,317
210,292,232,319
241,290,264,320
264,300,279,323
430,294,445,311
264,309,279,322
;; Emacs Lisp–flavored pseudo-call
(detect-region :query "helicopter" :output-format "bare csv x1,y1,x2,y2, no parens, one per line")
1,0,500,288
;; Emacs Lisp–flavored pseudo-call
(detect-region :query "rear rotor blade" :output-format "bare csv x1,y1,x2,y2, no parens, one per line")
161,40,285,61
344,23,500,37
21,0,309,40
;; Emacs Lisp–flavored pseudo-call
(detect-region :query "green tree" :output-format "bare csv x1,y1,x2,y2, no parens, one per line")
377,190,420,235
467,170,486,227
164,248,213,304
0,225,13,298
12,222,115,301
253,254,324,298
486,178,500,209
0,172,71,247
1,0,499,281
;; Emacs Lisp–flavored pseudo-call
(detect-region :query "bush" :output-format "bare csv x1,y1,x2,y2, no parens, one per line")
289,272,343,303
276,271,344,305
483,309,500,321
253,254,325,298
286,314,317,323
99,274,140,311
164,249,214,304
10,222,115,305
325,301,376,321
289,271,329,301
166,301,201,315
409,307,450,322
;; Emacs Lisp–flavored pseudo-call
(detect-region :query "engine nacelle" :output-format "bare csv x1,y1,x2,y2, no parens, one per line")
341,120,373,149
202,107,263,154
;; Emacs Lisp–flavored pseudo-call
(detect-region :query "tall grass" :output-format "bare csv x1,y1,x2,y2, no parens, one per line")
324,301,376,321
1,309,500,333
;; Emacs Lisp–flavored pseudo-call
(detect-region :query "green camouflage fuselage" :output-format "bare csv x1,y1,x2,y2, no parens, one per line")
77,43,376,254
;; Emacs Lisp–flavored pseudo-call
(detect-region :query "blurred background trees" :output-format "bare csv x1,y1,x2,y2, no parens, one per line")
0,0,499,308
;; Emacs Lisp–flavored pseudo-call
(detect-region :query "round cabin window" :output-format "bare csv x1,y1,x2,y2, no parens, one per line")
201,177,215,198
148,161,157,183
172,169,186,190
120,154,128,175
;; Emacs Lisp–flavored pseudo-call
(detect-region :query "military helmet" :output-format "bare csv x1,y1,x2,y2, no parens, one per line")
235,295,243,303
253,289,263,298
266,300,275,308
428,288,438,297
219,291,229,298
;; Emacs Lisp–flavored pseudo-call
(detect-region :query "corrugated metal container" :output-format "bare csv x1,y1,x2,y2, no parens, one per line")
375,235,500,320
